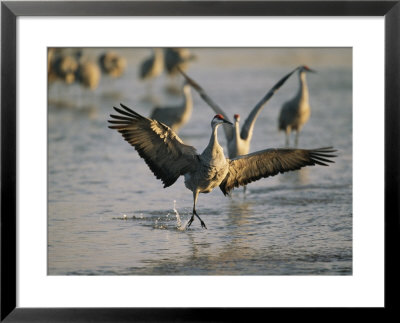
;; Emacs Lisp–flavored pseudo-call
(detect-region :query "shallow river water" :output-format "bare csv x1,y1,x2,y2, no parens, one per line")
48,48,352,275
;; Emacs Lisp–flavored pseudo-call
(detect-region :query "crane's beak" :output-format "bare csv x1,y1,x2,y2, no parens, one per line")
306,67,317,73
222,119,233,126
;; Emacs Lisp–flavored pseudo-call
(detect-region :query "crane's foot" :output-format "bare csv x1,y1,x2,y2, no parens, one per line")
199,219,207,229
194,209,207,229
186,215,195,228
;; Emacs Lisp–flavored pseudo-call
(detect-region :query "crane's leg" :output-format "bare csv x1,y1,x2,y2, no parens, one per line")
187,191,207,229
294,130,300,147
285,127,291,147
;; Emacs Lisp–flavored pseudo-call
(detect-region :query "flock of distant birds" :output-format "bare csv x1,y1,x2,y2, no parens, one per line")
103,48,337,229
47,47,194,92
48,48,127,91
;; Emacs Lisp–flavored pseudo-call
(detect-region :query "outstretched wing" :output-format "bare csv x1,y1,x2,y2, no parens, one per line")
108,103,199,188
220,147,336,195
240,67,299,141
179,68,234,142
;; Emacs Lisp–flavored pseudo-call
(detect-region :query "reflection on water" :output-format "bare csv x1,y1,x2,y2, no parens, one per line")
279,168,310,185
48,48,352,275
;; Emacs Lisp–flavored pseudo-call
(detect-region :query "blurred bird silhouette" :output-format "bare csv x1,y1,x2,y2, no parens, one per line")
99,51,127,78
48,49,79,85
164,48,196,94
139,48,164,97
76,58,101,91
139,48,163,79
150,81,193,132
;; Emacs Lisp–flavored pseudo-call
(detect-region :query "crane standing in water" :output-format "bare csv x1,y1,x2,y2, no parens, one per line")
108,104,336,229
149,81,193,132
164,48,196,76
278,65,316,147
99,51,127,78
139,48,164,81
76,59,101,91
164,48,196,94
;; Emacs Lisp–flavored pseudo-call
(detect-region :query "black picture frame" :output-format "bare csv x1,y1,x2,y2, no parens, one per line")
1,1,399,321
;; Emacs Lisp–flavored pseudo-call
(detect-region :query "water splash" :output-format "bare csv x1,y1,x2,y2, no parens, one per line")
112,213,144,220
173,200,186,231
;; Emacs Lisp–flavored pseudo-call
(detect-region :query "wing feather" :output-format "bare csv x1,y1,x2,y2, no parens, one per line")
220,147,337,195
108,104,199,188
240,67,299,141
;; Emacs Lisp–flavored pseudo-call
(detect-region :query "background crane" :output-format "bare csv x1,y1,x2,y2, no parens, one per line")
278,65,316,146
164,48,196,94
99,51,127,78
139,48,164,81
150,82,193,132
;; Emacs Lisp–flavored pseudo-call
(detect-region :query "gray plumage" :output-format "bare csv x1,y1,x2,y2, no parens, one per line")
179,67,299,158
76,59,101,90
139,48,164,80
99,51,126,78
149,83,193,132
164,48,196,76
278,65,316,146
49,49,79,84
108,104,336,229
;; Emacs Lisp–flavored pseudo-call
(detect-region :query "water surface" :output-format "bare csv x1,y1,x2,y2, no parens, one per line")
48,48,352,275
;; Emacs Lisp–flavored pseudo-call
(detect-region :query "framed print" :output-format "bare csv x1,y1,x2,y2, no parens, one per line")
1,1,399,321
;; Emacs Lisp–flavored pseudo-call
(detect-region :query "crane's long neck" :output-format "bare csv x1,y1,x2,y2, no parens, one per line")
182,86,193,113
202,124,226,165
153,48,163,61
234,121,241,141
228,120,244,159
176,86,193,126
153,48,164,69
233,120,243,149
297,71,309,105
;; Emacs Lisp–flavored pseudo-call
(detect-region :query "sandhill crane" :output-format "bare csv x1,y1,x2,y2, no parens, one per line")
278,65,316,147
99,51,127,78
76,59,101,90
149,82,193,132
180,67,298,158
51,51,79,85
139,48,164,81
164,48,196,94
108,104,336,229
164,48,196,76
